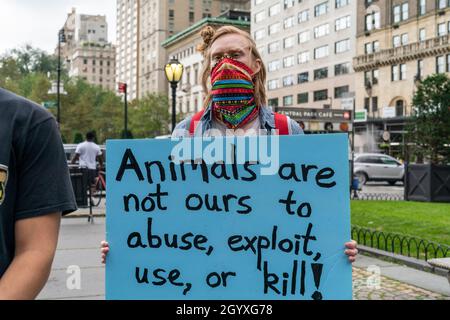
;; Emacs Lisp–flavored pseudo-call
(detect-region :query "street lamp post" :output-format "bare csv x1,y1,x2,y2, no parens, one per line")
164,57,184,132
57,29,66,125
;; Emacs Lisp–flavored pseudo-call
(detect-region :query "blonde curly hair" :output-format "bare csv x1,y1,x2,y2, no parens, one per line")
197,25,267,109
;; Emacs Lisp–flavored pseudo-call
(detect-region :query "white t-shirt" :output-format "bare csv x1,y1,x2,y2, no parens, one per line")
75,141,102,169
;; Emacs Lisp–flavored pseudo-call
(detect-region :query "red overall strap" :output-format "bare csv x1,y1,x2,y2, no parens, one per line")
188,109,206,136
274,112,289,135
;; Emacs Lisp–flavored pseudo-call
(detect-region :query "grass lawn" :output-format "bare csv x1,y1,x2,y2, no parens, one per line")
351,200,450,246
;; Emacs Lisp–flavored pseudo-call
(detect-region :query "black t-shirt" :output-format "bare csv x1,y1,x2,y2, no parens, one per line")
0,88,77,278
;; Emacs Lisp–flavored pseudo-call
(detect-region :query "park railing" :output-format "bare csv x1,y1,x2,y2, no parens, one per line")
351,225,450,261
351,192,404,201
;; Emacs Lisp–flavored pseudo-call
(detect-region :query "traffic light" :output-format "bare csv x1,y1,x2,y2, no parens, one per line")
118,82,127,93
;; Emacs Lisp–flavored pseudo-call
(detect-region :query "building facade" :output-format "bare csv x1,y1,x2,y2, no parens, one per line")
252,0,357,132
116,0,250,101
162,12,251,117
60,8,116,91
353,0,450,156
116,0,140,100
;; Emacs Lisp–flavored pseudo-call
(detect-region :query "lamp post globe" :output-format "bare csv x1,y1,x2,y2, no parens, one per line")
164,57,183,132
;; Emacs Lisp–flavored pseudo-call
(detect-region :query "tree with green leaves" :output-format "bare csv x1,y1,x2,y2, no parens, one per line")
1,45,172,143
410,73,450,164
129,94,171,138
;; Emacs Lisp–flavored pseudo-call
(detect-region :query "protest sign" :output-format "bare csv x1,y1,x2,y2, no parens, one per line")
106,134,352,300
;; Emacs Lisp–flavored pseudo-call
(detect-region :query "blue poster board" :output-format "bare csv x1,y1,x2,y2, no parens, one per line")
106,134,352,300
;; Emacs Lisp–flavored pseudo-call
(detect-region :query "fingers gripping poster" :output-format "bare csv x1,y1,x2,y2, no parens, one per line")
106,134,352,300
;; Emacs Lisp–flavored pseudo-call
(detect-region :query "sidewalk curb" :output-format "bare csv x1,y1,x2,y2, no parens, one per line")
358,245,449,278
64,212,106,218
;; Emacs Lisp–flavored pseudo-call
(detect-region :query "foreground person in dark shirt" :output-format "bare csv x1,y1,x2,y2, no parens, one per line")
0,88,77,299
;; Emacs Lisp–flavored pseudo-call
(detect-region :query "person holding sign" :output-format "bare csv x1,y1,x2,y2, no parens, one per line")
101,26,357,264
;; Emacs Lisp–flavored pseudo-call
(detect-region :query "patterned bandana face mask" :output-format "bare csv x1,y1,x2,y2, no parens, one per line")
210,57,259,129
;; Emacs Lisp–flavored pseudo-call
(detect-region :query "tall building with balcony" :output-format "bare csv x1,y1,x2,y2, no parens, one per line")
161,11,251,118
353,0,450,156
116,0,250,101
252,0,357,132
60,8,116,91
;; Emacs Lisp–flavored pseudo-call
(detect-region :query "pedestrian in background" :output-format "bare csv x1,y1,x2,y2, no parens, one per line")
71,131,104,188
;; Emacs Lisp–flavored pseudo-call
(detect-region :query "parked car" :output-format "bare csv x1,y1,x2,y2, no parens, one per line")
353,153,404,185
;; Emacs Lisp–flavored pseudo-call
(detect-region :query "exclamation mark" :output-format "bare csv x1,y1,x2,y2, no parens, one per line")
311,263,323,300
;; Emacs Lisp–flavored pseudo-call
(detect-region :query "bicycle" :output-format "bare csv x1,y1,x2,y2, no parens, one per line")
90,169,106,207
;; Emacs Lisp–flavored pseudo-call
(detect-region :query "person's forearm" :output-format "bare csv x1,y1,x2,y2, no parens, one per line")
0,250,54,300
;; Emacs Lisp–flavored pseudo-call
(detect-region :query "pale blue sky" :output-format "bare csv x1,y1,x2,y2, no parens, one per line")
0,0,117,55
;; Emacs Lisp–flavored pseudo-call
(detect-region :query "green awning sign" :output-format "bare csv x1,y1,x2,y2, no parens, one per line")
354,110,367,122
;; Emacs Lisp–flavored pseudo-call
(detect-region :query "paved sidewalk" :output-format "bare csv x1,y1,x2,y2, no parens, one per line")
37,217,450,300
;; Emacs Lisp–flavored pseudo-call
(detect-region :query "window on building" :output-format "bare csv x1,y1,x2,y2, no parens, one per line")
365,41,380,54
419,0,426,15
298,72,309,84
417,59,424,79
284,16,295,29
269,3,281,16
401,33,408,45
314,2,328,17
254,10,265,23
298,9,309,23
372,69,379,84
334,85,349,98
254,29,265,40
419,28,426,41
283,95,293,106
314,23,330,38
335,62,351,75
438,23,447,37
283,55,295,68
268,98,279,108
268,79,279,90
314,67,328,80
436,55,446,73
314,45,329,59
283,75,294,87
372,96,378,112
299,30,310,43
335,15,351,31
314,89,328,101
395,100,404,116
402,3,409,20
283,36,295,48
335,39,350,53
268,60,281,72
438,0,447,9
335,0,349,9
284,0,295,9
83,59,88,65
298,51,310,64
269,22,281,35
393,5,401,23
393,35,401,48
392,64,406,81
365,11,380,31
298,92,308,104
364,97,370,112
268,41,280,53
